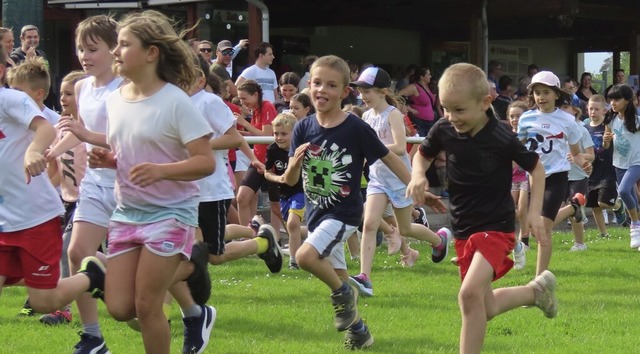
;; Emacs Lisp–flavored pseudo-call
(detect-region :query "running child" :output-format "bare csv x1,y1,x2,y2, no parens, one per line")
507,101,529,269
407,62,556,354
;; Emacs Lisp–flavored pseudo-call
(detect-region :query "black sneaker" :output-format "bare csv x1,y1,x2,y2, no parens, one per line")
78,256,106,301
39,309,72,325
17,298,34,317
257,224,283,273
182,305,216,354
344,325,374,350
73,332,109,354
614,198,627,225
414,207,430,228
187,242,212,305
331,284,359,332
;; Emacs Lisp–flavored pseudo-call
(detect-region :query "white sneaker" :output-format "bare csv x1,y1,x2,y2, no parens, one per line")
569,243,587,252
512,241,526,270
630,225,640,248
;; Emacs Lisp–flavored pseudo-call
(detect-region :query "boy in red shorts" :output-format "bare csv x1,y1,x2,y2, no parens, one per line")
407,63,557,354
0,54,104,329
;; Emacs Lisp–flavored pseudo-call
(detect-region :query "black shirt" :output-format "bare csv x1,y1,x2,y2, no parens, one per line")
265,142,303,198
585,122,616,186
419,117,539,239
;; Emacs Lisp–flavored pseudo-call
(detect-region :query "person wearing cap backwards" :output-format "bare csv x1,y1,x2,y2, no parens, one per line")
210,39,247,98
235,41,278,103
517,71,586,275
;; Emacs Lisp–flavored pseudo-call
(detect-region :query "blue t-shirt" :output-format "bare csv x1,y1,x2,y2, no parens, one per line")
290,114,389,231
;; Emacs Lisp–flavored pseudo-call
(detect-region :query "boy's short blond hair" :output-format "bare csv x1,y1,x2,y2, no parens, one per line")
439,63,489,102
588,94,606,106
75,15,118,49
272,112,297,131
310,55,350,89
7,57,50,96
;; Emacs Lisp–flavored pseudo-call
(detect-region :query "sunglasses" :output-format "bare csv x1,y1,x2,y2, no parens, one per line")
199,48,213,53
221,49,234,56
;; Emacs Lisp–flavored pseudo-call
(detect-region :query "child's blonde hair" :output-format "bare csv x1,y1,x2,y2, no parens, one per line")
272,112,297,131
62,70,88,85
342,104,365,118
118,10,198,92
75,15,118,49
507,100,528,113
310,55,350,89
439,63,489,102
589,94,606,106
7,57,51,98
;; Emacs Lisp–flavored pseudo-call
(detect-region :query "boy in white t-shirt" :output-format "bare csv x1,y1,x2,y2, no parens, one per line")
7,57,60,126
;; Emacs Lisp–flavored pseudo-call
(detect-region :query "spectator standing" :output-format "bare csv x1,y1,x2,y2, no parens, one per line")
235,42,278,103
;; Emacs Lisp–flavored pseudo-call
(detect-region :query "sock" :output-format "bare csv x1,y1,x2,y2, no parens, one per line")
332,282,349,296
522,237,530,246
289,256,297,266
350,319,365,333
83,322,101,338
514,241,523,252
181,304,202,318
255,237,269,254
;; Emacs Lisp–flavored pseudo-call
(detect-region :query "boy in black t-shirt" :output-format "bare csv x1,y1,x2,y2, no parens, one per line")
263,113,306,269
407,63,557,353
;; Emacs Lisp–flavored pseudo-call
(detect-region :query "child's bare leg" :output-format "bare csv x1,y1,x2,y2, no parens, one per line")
346,232,360,259
591,207,607,235
359,194,389,277
297,244,343,290
287,213,303,264
535,217,554,275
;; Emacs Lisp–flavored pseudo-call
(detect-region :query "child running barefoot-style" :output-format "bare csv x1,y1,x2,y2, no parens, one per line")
407,63,557,354
281,55,414,350
348,67,450,297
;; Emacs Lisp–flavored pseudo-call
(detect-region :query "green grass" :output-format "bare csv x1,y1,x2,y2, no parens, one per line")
1,226,638,353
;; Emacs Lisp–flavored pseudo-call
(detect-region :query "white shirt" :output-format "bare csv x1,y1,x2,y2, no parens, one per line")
568,123,594,181
239,65,278,103
608,114,640,169
78,76,124,187
517,108,582,176
0,88,64,232
190,89,235,202
106,84,213,226
42,106,60,125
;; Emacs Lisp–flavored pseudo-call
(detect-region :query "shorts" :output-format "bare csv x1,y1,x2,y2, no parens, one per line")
542,172,568,220
74,179,117,228
241,165,280,202
0,218,62,289
511,180,529,192
234,150,250,173
280,192,305,222
62,201,77,228
305,219,358,270
564,178,588,202
586,179,618,208
366,182,413,209
107,219,195,260
454,231,515,282
198,199,230,255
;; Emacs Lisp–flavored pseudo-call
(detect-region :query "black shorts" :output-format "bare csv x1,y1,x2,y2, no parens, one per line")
564,178,588,202
241,165,280,202
198,199,231,255
542,172,568,220
586,178,618,208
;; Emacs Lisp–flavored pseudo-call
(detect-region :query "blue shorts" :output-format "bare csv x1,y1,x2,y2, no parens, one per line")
280,192,305,221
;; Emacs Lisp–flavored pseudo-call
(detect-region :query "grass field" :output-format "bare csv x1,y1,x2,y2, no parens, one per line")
1,225,638,353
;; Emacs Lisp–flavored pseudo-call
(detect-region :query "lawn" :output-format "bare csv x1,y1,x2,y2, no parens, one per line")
0,225,637,353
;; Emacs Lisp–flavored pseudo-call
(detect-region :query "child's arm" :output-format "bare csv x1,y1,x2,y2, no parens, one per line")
380,151,411,185
24,117,57,183
47,127,83,159
238,139,265,173
283,143,309,186
235,113,273,137
264,169,284,184
603,127,613,149
88,147,117,169
209,126,244,150
57,116,108,148
526,160,547,245
128,136,215,187
569,143,585,168
47,160,61,187
406,150,434,205
387,110,408,156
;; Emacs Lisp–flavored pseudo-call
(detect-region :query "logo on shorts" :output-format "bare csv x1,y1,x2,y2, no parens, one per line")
32,265,52,277
37,266,50,271
162,241,175,252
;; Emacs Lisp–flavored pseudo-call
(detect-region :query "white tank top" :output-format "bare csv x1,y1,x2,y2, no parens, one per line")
78,76,124,187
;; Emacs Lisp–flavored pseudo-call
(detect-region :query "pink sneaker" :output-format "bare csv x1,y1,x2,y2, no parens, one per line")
400,248,420,267
385,227,402,255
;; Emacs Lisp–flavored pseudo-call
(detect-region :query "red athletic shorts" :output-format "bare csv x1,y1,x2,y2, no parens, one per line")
0,218,62,289
454,231,515,282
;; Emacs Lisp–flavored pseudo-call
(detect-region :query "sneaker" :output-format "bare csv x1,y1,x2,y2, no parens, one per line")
630,224,640,248
288,262,299,270
249,215,265,236
599,233,611,238
344,325,374,350
512,241,526,270
73,332,109,354
187,242,212,305
450,257,459,266
78,256,106,301
257,224,283,273
431,227,452,263
375,230,383,247
331,284,359,332
385,226,402,255
400,248,420,268
17,301,34,317
39,309,72,325
570,193,587,224
413,207,429,228
528,270,558,318
614,198,626,225
348,273,373,297
569,243,587,252
182,305,216,354
602,209,609,224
